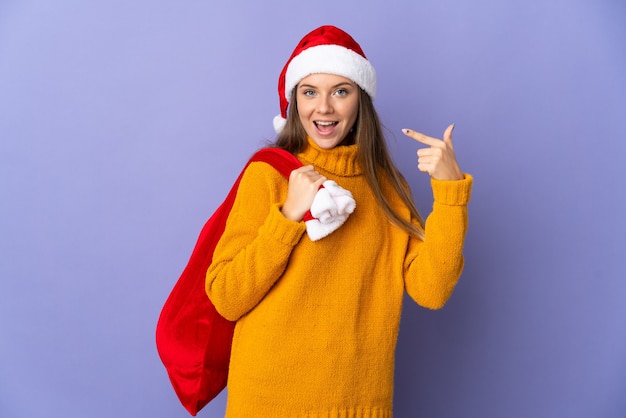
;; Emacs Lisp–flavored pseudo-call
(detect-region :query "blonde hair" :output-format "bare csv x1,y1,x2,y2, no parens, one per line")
273,88,425,240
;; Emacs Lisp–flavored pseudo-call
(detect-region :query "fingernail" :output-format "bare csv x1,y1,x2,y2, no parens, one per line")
402,128,410,134
451,122,456,129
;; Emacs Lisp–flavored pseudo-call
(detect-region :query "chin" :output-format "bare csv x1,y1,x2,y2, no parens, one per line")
311,137,342,149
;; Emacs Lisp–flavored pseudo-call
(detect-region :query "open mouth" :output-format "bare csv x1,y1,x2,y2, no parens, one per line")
314,121,338,133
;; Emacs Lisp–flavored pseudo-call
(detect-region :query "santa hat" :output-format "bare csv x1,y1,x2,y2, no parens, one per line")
273,25,377,133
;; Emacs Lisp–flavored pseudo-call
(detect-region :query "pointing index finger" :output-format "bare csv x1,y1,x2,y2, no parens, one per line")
402,128,440,147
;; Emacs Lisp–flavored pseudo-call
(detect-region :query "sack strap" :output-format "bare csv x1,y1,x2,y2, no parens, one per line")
249,148,315,219
249,147,303,177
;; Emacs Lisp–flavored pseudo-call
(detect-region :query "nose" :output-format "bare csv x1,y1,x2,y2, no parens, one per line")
317,94,333,114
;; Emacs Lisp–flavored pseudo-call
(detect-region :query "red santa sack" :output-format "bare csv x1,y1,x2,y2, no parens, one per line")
156,148,303,416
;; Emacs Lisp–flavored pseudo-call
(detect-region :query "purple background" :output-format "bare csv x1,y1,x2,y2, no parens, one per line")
1,1,625,417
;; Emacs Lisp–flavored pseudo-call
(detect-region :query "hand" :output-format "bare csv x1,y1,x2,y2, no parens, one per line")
402,124,464,181
281,165,327,221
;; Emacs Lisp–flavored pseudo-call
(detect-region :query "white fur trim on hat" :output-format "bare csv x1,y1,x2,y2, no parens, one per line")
284,44,377,105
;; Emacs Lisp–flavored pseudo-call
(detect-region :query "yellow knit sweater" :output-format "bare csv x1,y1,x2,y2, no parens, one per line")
206,139,472,417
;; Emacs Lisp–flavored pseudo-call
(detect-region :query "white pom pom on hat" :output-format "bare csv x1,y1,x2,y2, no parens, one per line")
273,25,377,133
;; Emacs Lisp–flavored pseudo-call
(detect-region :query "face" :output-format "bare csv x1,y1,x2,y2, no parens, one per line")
295,73,359,150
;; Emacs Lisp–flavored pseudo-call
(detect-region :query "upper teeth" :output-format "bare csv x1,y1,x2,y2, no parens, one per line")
316,121,335,126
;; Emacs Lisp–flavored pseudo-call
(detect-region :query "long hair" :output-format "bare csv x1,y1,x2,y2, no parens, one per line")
274,88,425,240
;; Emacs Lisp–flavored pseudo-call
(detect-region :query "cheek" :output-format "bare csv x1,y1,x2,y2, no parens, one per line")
297,109,309,129
346,100,359,124
296,100,311,120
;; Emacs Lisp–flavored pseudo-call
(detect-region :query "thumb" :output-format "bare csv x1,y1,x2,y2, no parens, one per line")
443,123,455,147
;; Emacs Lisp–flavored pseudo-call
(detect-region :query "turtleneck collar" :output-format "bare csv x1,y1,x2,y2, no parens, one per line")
298,137,362,177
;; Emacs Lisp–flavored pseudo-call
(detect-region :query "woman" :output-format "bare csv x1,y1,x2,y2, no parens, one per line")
206,25,472,417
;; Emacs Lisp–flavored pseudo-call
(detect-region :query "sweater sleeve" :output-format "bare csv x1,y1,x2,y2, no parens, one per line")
206,162,307,321
404,174,473,310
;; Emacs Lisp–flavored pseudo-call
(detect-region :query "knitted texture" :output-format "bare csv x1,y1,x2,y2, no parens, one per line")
206,139,472,417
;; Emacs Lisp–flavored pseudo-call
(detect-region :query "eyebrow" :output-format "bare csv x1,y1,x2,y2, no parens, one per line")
298,82,355,89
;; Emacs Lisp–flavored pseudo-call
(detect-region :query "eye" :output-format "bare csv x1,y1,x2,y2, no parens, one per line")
302,89,316,97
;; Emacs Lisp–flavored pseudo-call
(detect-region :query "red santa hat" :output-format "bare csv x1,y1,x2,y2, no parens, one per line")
273,25,377,133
